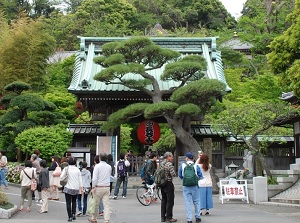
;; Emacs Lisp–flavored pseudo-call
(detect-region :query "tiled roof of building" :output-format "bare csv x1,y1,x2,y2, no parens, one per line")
68,37,231,94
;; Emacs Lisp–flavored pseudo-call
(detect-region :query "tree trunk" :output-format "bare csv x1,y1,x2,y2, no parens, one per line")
165,116,201,155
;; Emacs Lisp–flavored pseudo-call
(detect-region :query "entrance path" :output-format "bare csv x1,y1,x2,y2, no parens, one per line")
2,185,300,223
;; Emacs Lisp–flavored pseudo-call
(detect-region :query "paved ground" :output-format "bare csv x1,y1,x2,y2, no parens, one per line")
1,184,300,223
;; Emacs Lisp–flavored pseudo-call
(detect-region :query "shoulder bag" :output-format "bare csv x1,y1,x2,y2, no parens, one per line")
23,169,37,191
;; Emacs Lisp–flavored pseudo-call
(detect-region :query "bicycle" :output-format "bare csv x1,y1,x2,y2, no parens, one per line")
136,182,162,206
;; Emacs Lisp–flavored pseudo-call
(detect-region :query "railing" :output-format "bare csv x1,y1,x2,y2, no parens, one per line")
127,156,164,176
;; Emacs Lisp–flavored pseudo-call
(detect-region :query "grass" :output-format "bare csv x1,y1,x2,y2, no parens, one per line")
0,202,14,210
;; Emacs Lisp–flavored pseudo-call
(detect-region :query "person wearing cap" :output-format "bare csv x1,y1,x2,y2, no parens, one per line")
179,152,203,223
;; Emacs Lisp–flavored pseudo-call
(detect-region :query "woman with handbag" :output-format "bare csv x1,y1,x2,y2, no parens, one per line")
19,160,37,212
48,155,61,201
76,161,91,216
60,157,83,222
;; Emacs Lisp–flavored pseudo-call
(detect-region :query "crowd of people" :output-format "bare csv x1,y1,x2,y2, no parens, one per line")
6,148,213,223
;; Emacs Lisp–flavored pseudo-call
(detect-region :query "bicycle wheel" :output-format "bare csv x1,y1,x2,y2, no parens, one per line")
136,186,151,206
156,187,162,200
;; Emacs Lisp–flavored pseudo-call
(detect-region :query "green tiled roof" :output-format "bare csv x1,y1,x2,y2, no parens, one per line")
68,37,231,94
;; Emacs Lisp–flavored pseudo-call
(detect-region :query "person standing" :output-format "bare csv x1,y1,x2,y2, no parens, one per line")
160,152,177,223
31,154,41,202
48,155,60,201
113,153,130,199
145,152,157,185
197,154,213,216
0,151,9,190
76,161,91,217
107,154,115,196
179,152,203,223
89,153,111,223
39,159,49,214
19,160,37,212
61,157,83,222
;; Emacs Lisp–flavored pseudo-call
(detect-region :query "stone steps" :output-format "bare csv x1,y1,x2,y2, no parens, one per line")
269,158,300,204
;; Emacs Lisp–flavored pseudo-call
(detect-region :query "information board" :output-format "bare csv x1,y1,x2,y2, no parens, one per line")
219,179,249,204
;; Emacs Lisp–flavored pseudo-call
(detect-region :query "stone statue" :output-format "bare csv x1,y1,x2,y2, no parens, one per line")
243,150,253,175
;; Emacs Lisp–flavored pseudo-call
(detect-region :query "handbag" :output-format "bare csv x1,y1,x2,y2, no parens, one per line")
87,194,96,214
60,167,69,186
52,162,62,177
23,169,37,191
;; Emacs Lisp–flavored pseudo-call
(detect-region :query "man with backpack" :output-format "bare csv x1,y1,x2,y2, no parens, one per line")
160,152,177,223
113,153,130,199
178,152,203,223
144,152,157,185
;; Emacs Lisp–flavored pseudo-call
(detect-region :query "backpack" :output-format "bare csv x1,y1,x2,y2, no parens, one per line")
183,163,198,187
140,160,151,180
154,161,167,187
117,160,127,178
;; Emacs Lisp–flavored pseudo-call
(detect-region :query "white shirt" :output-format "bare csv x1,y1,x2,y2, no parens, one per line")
60,165,83,190
20,167,37,186
92,161,111,187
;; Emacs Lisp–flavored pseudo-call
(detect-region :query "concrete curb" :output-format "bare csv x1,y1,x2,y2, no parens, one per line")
259,201,300,208
0,205,18,219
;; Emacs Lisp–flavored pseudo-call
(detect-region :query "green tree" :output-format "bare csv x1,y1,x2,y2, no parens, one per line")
238,0,294,54
0,14,55,91
267,0,300,95
93,37,226,155
15,124,73,161
0,82,68,161
120,124,133,154
216,102,296,177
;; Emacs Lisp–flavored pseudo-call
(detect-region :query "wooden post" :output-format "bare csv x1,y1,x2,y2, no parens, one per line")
203,138,219,193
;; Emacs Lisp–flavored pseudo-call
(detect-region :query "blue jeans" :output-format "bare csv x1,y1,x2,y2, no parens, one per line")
0,169,8,187
199,187,213,210
77,193,88,215
99,199,103,212
114,177,128,197
183,186,200,221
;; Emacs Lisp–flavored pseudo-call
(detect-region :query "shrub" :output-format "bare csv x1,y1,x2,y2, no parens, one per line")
267,176,278,185
6,162,24,184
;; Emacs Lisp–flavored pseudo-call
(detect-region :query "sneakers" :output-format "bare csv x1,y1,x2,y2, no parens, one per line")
88,218,97,223
196,218,201,222
113,196,117,199
76,211,82,217
99,212,104,216
122,196,126,199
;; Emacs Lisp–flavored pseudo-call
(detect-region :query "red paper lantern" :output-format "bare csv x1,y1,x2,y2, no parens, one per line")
137,120,161,145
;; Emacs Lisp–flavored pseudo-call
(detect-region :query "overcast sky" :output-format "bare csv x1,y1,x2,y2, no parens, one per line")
220,0,247,19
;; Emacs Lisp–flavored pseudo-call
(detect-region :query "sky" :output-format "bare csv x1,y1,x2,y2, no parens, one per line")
220,0,247,19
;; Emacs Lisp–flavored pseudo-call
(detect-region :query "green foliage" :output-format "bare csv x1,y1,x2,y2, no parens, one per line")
174,104,201,117
267,176,278,185
153,126,176,154
120,124,133,154
170,79,225,114
47,55,75,88
162,55,206,81
144,102,179,118
0,15,55,90
4,81,31,95
102,103,149,130
15,125,73,161
10,94,45,112
267,0,300,95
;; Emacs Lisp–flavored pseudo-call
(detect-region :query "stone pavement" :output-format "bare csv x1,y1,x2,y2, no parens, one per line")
270,178,300,204
1,185,300,223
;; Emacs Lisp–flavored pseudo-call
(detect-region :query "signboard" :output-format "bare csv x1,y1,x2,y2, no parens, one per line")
219,179,249,204
96,136,118,163
223,185,245,199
